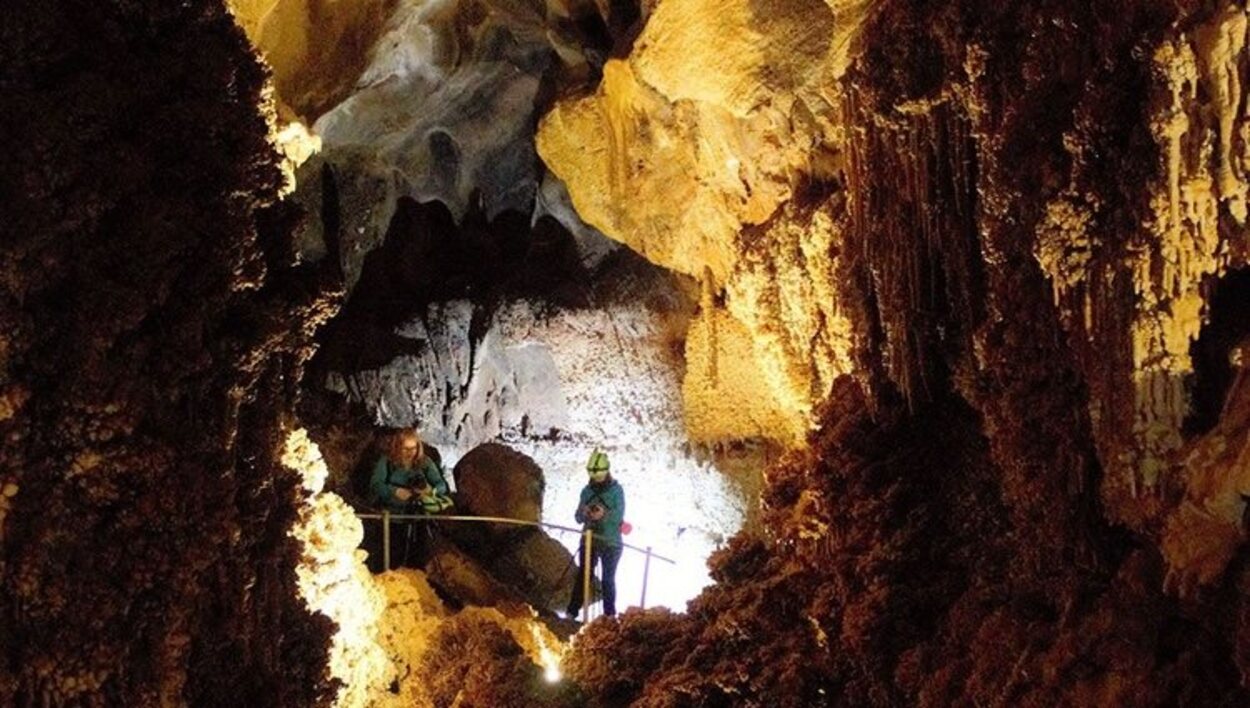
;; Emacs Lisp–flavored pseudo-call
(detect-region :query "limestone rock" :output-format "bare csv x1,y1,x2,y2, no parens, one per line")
425,539,532,609
323,274,765,610
490,528,583,613
454,442,547,528
367,568,571,707
229,0,396,121
535,0,873,446
284,430,392,706
234,0,617,290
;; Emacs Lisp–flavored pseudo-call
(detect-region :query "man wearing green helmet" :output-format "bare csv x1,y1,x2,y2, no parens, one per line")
567,449,626,618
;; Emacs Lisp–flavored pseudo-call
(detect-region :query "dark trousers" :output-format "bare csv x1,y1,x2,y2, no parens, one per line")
568,542,623,616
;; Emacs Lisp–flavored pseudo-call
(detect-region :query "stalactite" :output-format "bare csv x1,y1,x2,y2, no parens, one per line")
1099,9,1243,498
1196,5,1249,224
842,90,981,409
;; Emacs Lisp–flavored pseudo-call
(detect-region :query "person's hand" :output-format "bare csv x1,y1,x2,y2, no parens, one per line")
587,504,606,522
394,487,413,501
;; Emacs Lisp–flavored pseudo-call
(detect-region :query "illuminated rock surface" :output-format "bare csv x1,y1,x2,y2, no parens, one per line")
548,0,1250,704
316,252,765,610
10,0,1250,706
231,0,625,290
365,568,571,706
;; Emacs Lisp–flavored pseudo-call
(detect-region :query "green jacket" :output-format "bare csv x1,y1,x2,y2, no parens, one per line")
369,455,452,514
575,478,625,547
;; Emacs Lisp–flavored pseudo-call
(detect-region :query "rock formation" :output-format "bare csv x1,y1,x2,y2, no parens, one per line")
12,0,1250,705
547,0,1250,704
0,3,343,703
308,202,764,609
455,442,547,526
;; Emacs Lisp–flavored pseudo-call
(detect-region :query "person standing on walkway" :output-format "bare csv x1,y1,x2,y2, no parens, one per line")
567,449,625,618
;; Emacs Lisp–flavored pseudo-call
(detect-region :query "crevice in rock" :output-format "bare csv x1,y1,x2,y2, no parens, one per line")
1185,267,1250,437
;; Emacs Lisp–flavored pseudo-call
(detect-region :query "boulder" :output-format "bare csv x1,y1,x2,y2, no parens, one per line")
453,443,545,533
422,538,529,610
491,528,583,614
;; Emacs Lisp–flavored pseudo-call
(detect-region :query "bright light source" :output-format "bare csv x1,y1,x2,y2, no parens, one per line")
544,664,562,683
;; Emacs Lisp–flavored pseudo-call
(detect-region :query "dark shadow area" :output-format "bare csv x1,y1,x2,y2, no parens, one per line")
307,191,696,385
1185,267,1250,436
309,196,590,377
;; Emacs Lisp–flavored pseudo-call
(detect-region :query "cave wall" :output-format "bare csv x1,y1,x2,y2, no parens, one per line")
536,0,864,445
0,2,341,703
230,0,632,293
539,0,1250,565
13,0,1250,705
543,0,1250,704
309,203,765,608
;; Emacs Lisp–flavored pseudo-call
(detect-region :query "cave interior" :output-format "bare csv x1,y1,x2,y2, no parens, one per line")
6,0,1250,706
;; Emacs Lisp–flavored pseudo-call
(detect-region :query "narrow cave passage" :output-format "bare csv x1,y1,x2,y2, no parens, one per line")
1185,268,1250,437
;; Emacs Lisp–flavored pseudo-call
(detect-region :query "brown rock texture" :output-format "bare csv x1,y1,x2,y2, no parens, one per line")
1,1,341,704
566,381,1246,705
422,610,581,707
13,0,1250,705
546,0,1250,705
454,442,547,527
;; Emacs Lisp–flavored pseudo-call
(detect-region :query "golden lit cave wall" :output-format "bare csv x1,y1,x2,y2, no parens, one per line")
548,0,1250,702
1033,6,1250,536
539,0,1250,528
228,0,396,121
537,0,879,446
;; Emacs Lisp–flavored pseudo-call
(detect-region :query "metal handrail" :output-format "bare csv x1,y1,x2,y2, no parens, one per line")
358,510,676,619
356,511,676,563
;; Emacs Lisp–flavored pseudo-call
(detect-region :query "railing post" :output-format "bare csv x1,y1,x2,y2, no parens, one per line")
640,545,653,609
382,510,392,571
582,529,594,624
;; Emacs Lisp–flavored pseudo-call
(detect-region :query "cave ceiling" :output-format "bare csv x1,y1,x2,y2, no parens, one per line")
229,0,877,447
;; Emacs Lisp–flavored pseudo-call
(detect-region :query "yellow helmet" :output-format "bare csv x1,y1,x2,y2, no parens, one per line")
586,450,610,482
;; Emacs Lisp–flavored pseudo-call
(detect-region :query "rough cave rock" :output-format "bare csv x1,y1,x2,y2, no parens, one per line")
11,0,1250,706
